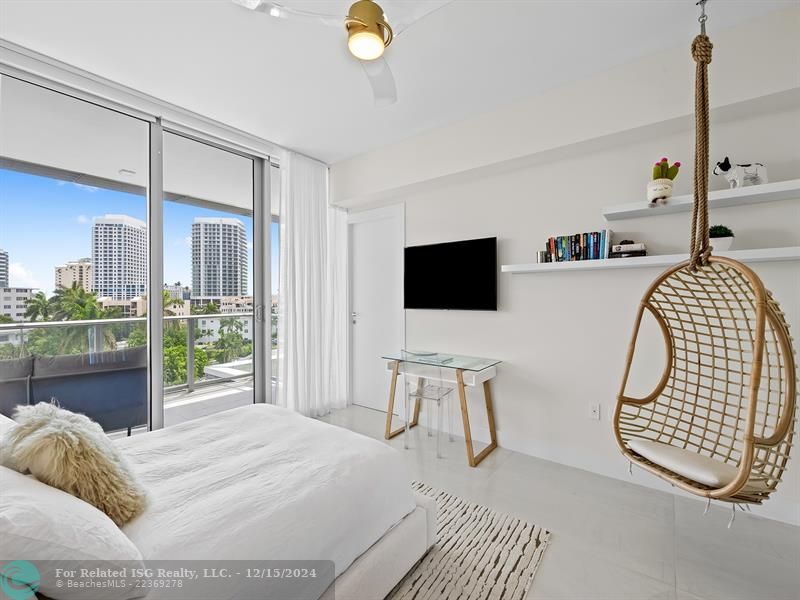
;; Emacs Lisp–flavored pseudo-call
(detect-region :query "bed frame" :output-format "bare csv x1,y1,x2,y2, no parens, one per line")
329,492,437,600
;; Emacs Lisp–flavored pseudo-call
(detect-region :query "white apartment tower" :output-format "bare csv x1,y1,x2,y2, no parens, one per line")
192,218,247,301
0,287,34,322
0,249,8,288
92,215,147,300
55,258,92,292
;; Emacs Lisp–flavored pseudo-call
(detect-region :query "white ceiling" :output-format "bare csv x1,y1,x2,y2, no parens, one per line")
0,0,791,164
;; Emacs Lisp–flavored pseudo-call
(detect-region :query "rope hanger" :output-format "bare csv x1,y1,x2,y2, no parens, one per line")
689,0,713,271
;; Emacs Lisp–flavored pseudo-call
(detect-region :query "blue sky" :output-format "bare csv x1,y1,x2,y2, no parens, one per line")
0,168,279,296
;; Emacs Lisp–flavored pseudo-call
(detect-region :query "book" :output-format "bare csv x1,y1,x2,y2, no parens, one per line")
612,242,646,253
603,229,613,259
609,250,647,259
544,229,613,262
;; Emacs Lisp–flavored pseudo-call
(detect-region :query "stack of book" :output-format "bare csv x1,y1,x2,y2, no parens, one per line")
545,230,613,262
609,242,647,259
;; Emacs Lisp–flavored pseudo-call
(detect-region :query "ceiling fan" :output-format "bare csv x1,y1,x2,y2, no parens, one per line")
232,0,451,106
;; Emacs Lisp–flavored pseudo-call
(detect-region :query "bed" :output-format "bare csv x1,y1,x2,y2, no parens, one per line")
116,403,436,600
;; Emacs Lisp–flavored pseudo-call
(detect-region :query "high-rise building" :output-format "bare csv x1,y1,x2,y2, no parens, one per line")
0,287,34,322
55,258,92,292
191,218,247,301
92,215,147,300
0,249,8,288
164,282,191,301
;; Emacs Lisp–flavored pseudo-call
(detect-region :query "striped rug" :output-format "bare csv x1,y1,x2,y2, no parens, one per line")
389,482,551,600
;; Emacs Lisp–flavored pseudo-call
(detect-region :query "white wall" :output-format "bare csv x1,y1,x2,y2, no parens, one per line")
331,8,800,207
333,9,800,525
405,108,800,525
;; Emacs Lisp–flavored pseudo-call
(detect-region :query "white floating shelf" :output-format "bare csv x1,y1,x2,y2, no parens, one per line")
501,247,800,274
602,179,800,221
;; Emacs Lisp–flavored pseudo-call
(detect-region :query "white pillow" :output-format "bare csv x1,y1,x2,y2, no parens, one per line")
0,466,147,600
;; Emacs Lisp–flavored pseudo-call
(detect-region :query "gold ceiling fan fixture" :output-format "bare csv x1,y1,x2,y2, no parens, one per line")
232,0,452,106
345,0,393,61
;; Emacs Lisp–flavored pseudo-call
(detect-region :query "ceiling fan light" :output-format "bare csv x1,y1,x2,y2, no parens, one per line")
348,30,385,60
345,0,392,61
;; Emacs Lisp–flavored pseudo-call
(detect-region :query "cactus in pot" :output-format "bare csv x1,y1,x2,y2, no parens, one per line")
648,157,681,205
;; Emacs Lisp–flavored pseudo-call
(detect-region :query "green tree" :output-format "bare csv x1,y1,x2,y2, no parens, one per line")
42,284,120,353
24,292,52,322
219,316,244,335
162,290,184,317
192,301,219,315
214,331,246,364
127,325,147,348
50,283,113,321
162,336,208,386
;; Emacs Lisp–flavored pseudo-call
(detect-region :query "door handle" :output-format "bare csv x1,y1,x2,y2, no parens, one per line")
352,311,358,324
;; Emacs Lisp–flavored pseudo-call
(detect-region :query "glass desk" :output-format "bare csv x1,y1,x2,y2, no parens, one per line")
381,350,502,467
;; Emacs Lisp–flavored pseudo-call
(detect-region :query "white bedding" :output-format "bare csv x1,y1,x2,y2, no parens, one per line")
117,404,416,577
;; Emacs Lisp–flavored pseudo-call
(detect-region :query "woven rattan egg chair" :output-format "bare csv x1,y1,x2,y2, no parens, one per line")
612,3,797,514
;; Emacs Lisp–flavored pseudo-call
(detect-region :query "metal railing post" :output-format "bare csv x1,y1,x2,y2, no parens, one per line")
186,318,195,392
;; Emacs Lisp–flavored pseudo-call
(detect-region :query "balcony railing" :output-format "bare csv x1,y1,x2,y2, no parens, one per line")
0,312,267,432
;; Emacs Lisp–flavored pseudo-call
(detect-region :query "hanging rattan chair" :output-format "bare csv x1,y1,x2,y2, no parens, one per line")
614,256,796,505
612,4,796,508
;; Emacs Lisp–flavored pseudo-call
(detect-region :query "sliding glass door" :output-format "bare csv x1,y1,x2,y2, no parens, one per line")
0,75,150,433
0,74,274,433
161,132,255,425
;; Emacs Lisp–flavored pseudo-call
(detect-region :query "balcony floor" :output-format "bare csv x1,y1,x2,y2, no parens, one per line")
164,379,254,427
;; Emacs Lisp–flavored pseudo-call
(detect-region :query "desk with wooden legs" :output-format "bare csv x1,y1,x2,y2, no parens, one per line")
382,351,501,467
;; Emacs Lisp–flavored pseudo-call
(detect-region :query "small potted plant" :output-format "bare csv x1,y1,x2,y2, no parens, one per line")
709,225,734,251
648,157,680,205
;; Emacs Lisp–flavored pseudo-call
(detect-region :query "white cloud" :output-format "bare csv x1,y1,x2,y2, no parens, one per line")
183,236,192,247
75,215,90,225
9,262,41,289
56,180,99,192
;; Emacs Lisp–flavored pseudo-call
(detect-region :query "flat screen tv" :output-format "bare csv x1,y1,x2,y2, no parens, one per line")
404,237,497,311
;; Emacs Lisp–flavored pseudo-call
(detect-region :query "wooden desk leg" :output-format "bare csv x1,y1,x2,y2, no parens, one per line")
385,361,422,440
456,369,498,467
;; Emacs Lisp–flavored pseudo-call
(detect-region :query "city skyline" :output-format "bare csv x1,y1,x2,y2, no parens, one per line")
0,168,279,298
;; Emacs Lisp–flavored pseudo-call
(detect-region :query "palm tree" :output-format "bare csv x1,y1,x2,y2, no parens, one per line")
215,329,245,363
162,290,184,317
49,283,117,352
25,292,52,322
50,283,102,321
219,316,244,335
191,301,219,315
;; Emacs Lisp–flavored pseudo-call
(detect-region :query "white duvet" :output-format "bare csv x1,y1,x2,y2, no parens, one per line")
117,404,415,577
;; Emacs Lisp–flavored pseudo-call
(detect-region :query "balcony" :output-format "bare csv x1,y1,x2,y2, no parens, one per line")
0,312,277,433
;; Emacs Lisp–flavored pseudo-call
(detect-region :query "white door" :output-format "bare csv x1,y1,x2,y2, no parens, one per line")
350,205,404,413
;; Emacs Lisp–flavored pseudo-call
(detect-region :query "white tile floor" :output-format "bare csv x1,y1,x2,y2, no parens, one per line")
321,405,800,600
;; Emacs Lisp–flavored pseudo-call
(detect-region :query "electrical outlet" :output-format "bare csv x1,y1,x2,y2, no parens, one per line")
590,403,601,421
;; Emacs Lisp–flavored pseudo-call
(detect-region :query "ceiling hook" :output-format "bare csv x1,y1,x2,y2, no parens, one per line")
696,0,708,35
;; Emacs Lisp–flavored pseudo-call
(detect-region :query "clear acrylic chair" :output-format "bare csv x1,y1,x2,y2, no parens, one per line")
403,375,455,459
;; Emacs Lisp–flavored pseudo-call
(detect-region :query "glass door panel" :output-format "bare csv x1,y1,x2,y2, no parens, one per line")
0,75,150,434
161,132,255,426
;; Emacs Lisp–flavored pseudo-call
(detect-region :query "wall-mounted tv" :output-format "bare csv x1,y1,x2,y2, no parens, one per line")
404,237,497,311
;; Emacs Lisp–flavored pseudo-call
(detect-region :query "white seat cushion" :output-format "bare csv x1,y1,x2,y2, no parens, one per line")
628,438,746,488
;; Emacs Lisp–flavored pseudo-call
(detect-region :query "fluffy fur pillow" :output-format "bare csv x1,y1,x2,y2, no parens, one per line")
0,403,147,526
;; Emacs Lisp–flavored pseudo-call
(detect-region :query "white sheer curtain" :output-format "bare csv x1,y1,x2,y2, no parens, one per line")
276,152,349,416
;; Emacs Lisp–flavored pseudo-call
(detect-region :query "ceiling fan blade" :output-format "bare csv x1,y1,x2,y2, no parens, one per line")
390,0,453,37
233,0,341,27
361,57,397,107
